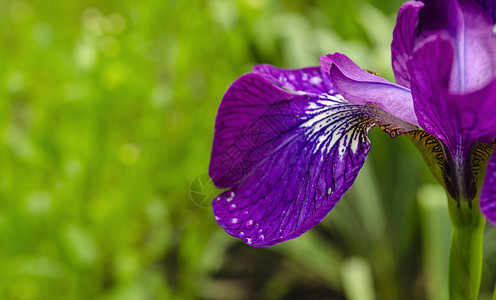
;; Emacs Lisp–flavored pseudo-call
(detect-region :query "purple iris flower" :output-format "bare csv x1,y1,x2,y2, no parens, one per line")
209,0,496,247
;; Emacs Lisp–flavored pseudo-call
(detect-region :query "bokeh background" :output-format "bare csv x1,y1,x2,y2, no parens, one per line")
2,0,496,299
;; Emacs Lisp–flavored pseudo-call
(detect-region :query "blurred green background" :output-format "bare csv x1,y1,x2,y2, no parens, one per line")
2,0,496,299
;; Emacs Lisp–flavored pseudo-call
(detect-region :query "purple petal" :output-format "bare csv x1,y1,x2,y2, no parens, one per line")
408,34,496,153
253,64,337,96
453,0,496,92
407,35,454,149
418,0,462,37
210,66,336,188
475,0,496,23
419,0,496,93
320,53,393,84
321,53,419,126
480,149,496,225
391,1,424,88
210,69,415,246
448,77,496,145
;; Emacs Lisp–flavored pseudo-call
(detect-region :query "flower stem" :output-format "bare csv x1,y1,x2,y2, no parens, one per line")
447,196,485,300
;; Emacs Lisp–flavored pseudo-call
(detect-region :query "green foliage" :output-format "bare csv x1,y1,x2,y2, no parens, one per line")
2,0,496,299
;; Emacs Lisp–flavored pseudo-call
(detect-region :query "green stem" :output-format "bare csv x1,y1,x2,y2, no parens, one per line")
447,196,485,300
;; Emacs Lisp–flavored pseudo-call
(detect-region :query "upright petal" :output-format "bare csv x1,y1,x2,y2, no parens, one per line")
391,1,424,88
448,77,496,145
321,53,418,126
407,35,454,149
210,67,416,246
454,0,496,92
420,0,496,93
475,0,496,23
418,0,462,37
408,34,496,153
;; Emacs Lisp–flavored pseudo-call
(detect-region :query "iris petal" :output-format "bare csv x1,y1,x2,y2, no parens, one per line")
209,66,335,188
391,1,424,88
480,149,496,225
321,53,419,126
419,0,496,93
210,67,416,246
408,34,496,153
254,64,337,96
408,34,454,150
475,0,496,23
418,0,462,37
448,77,496,145
454,0,496,92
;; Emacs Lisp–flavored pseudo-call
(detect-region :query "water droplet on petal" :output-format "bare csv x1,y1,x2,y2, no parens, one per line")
258,229,263,234
228,203,236,211
309,76,323,85
259,234,264,241
230,218,238,224
239,232,245,237
244,238,252,245
246,219,254,228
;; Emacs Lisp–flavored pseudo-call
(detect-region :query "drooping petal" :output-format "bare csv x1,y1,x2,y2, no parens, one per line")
479,148,496,225
408,34,496,153
253,64,337,96
210,67,416,246
209,66,334,188
321,53,419,126
391,1,424,88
